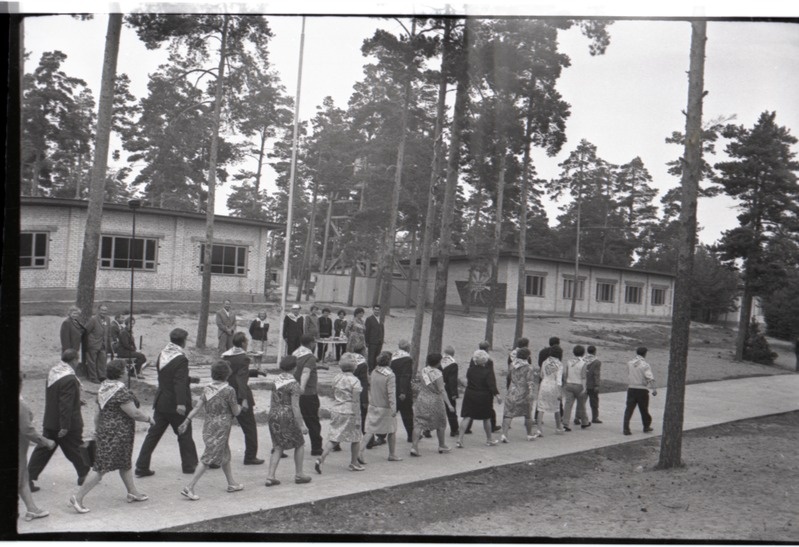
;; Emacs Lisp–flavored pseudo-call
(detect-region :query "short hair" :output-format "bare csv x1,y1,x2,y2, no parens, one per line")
426,353,442,368
322,308,331,313
339,353,356,372
372,304,381,309
310,305,319,312
636,346,648,357
516,348,531,361
98,303,109,311
472,350,489,365
478,341,490,351
354,307,365,317
444,345,455,356
279,355,297,372
211,361,232,381
337,310,346,317
300,333,315,346
549,336,560,347
232,332,247,348
398,339,410,352
376,351,392,368
223,299,232,305
106,359,127,380
61,349,78,363
170,328,189,345
68,305,81,315
573,345,585,357
352,341,365,353
516,337,529,348
587,345,597,355
549,346,563,360
124,316,135,327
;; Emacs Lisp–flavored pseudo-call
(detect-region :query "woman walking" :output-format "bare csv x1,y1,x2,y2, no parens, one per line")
345,308,367,358
457,350,501,448
178,361,243,501
537,345,565,435
19,375,56,522
500,348,538,442
264,356,311,486
410,353,454,456
314,353,364,473
68,360,153,514
359,352,402,463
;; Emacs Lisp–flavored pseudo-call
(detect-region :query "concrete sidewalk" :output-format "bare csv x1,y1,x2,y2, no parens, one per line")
18,374,799,534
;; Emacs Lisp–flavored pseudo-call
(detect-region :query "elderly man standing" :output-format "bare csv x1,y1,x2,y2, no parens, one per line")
135,328,199,477
84,303,111,383
28,350,90,492
283,304,304,355
364,305,385,372
60,306,86,376
216,299,237,354
390,340,415,443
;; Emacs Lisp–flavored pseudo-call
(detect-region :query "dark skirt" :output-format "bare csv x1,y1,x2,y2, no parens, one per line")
460,388,493,420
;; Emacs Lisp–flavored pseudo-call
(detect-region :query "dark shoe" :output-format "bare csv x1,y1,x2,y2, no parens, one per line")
574,419,580,425
374,437,387,447
423,430,432,438
450,431,459,437
563,426,572,432
332,443,342,452
243,458,265,465
644,427,654,433
208,463,221,469
182,467,196,474
365,440,376,449
492,426,502,433
310,450,323,457
623,430,632,436
29,480,40,493
135,468,155,478
581,423,591,429
464,430,473,435
592,419,603,424
77,474,87,486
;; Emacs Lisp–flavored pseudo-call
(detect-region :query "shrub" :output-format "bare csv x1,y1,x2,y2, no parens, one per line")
743,318,776,366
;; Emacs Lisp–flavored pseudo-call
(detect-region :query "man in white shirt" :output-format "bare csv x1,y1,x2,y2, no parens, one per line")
623,346,657,435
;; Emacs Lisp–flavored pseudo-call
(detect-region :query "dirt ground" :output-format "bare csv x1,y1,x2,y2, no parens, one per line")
166,411,799,541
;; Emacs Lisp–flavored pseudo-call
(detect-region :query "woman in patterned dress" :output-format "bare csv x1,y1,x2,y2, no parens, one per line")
314,353,364,473
457,350,502,448
359,351,402,463
345,308,367,358
178,361,243,500
69,360,153,514
500,348,538,442
410,353,455,456
265,356,310,486
537,345,565,434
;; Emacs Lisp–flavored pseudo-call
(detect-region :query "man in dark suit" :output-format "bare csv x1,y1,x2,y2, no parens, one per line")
83,303,111,383
216,299,237,354
441,345,460,436
60,306,86,377
317,308,333,360
223,332,264,465
364,305,385,372
135,328,198,476
283,304,304,355
390,339,415,442
28,350,90,491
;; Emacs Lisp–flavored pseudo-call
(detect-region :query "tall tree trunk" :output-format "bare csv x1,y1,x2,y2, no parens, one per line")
196,15,229,348
410,19,451,369
347,259,358,306
296,175,319,302
428,19,471,355
734,280,753,361
484,153,507,348
514,99,536,343
320,193,334,273
657,19,706,470
76,14,122,322
569,188,582,320
405,226,417,308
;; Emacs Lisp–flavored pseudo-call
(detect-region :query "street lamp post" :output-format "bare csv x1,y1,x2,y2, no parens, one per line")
128,199,142,385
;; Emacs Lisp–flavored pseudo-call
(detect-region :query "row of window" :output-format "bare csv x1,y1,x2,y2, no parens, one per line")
525,274,668,306
21,232,250,276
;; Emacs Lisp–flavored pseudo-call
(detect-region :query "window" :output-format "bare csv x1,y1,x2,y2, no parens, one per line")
651,287,667,306
596,282,615,303
562,278,584,300
21,232,48,268
625,285,643,304
100,236,157,270
525,275,545,297
199,243,247,276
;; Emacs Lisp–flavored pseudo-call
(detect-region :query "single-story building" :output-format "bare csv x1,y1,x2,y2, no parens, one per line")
20,197,283,303
315,251,675,320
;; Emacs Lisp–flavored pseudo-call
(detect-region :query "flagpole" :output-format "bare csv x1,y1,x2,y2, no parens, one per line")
277,16,306,360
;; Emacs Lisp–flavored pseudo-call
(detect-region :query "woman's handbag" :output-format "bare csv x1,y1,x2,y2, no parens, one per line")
79,439,97,467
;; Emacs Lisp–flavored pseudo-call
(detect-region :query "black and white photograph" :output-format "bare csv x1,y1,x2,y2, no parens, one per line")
6,0,799,541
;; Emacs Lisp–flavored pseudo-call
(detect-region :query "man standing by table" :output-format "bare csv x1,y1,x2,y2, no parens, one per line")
365,305,385,372
216,299,237,354
317,308,333,360
84,304,111,384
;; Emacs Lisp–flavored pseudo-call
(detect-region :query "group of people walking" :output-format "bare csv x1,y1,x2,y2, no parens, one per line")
20,301,658,523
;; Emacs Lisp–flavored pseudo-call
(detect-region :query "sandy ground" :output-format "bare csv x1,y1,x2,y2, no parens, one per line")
168,411,799,542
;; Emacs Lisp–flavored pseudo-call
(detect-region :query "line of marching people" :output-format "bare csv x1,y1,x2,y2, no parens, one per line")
19,325,656,522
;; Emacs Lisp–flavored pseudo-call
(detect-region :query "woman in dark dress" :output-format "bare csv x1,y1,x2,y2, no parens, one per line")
457,350,502,448
69,360,154,514
265,356,311,486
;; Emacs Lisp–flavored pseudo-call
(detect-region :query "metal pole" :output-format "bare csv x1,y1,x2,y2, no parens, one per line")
277,16,306,360
128,199,141,383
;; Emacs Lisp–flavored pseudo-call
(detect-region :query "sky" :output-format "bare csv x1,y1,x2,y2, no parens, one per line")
19,6,799,247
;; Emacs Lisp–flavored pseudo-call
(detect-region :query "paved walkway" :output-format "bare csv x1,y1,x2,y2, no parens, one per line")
18,374,799,534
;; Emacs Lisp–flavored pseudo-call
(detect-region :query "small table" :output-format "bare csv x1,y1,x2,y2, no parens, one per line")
315,337,347,363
